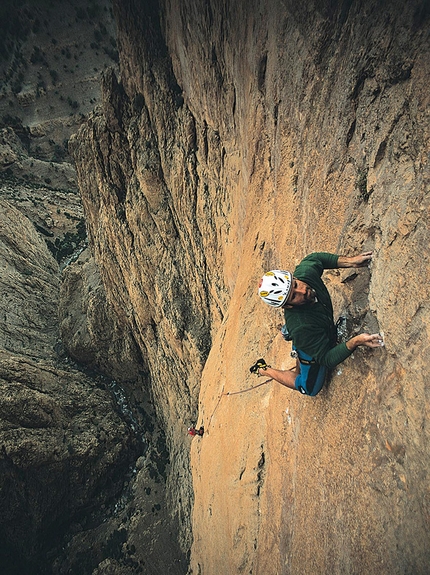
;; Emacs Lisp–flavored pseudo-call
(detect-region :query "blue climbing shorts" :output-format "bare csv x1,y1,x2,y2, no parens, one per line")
293,346,327,396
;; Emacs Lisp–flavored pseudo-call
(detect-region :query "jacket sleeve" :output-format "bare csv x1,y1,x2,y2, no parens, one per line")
291,322,353,369
297,252,339,275
319,342,353,369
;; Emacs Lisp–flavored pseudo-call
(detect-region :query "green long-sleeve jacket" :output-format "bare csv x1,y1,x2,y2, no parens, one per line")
283,252,352,369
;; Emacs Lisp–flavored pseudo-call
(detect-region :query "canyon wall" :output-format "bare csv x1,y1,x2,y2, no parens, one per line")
69,0,430,573
0,199,138,572
0,2,187,572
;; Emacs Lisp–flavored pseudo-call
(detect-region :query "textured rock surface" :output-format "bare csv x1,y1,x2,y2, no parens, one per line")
58,249,188,574
0,199,60,359
59,247,144,382
69,0,430,573
0,0,118,165
0,200,137,573
0,0,428,573
0,2,188,571
0,180,187,574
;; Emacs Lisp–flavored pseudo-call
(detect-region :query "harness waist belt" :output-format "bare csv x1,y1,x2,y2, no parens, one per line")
299,357,316,365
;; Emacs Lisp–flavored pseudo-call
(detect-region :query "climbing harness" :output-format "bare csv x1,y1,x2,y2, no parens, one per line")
290,349,316,365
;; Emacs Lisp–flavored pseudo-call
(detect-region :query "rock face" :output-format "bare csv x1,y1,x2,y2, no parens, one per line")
0,1,189,572
0,0,429,573
69,0,430,573
59,248,144,383
0,197,186,574
0,200,137,573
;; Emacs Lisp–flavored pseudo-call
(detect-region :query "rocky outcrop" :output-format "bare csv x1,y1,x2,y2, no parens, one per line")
59,247,145,383
0,196,187,573
0,200,60,359
0,1,189,571
0,127,77,190
70,0,430,573
0,200,138,573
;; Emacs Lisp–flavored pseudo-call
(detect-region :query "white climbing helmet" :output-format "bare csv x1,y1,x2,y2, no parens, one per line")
258,270,293,308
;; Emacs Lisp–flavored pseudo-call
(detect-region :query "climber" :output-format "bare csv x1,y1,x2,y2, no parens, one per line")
251,251,384,396
188,426,204,437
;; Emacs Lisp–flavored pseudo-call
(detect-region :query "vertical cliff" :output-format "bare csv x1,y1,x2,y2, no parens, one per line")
71,0,429,573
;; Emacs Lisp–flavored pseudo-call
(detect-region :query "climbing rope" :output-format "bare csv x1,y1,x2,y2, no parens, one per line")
225,378,274,395
195,364,296,435
204,377,278,432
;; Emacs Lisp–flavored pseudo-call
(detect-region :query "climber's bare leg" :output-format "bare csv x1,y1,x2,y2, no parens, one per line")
257,365,298,390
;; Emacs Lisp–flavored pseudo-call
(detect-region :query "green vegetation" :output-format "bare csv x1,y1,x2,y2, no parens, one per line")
49,68,58,83
46,218,86,263
75,2,102,21
67,96,79,110
30,46,47,66
0,1,30,61
356,167,373,202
